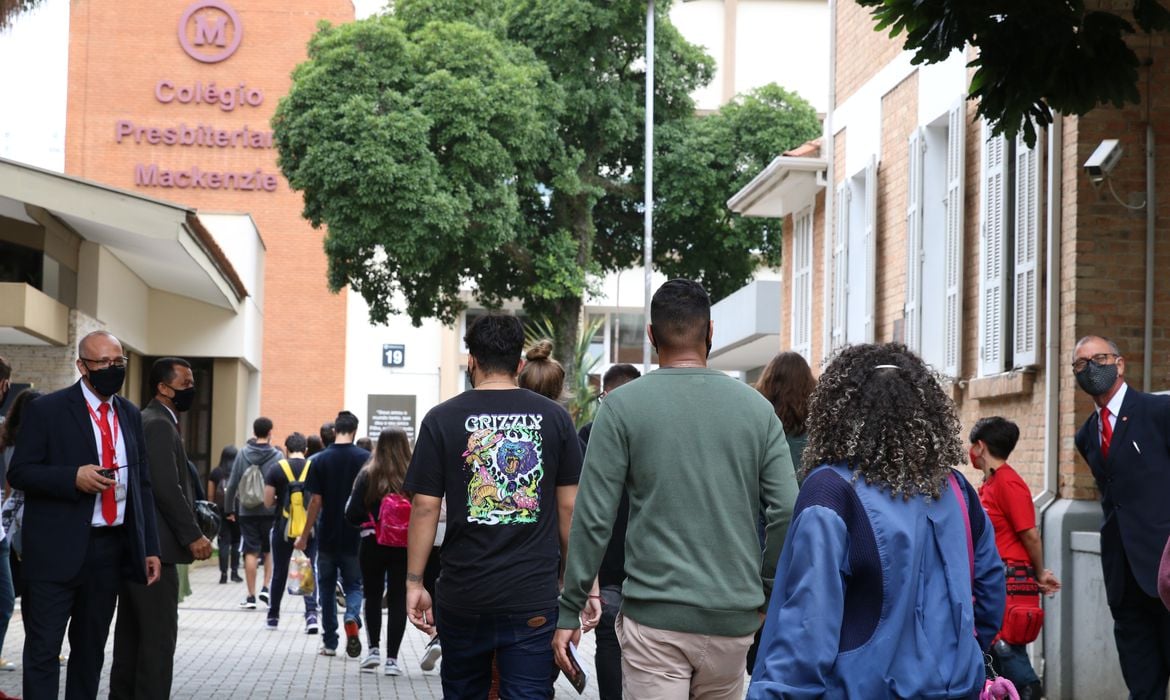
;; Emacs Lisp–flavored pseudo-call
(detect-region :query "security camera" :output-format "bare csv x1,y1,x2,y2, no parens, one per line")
1085,139,1123,183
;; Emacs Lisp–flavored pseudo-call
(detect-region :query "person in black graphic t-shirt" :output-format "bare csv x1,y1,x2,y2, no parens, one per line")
404,314,586,698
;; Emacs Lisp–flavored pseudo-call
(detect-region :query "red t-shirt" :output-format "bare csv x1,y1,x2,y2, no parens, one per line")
976,464,1035,565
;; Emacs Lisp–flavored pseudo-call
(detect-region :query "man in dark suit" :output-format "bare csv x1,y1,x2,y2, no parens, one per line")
1073,334,1170,699
110,357,211,699
8,330,161,700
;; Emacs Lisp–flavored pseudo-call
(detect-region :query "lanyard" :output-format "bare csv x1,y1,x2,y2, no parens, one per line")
85,400,121,466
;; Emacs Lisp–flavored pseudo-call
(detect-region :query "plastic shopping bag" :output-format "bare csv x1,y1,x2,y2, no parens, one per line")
288,550,315,597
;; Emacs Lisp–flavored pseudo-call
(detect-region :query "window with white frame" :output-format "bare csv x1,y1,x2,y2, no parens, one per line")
790,207,813,361
829,156,877,353
905,99,966,377
978,122,1043,376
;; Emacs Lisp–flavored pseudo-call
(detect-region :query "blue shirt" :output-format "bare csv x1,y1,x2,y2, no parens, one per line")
749,464,1005,699
304,443,370,555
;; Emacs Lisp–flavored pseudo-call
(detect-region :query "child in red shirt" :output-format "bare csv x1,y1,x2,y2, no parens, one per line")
972,417,1061,700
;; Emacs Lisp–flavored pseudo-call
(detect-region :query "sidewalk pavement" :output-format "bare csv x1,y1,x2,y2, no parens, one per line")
0,561,601,699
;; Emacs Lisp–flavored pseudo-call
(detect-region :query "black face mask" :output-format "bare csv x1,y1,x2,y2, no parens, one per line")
465,367,476,389
87,365,126,397
1076,361,1118,397
168,385,197,413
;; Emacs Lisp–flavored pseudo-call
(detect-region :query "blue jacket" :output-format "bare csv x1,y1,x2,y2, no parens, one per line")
749,464,1005,699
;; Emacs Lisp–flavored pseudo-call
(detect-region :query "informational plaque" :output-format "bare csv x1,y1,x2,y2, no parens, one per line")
366,394,417,442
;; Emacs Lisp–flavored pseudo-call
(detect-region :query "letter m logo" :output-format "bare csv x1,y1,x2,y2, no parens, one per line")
193,13,228,47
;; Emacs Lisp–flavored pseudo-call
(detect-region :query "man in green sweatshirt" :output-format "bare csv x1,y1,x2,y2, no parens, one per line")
553,279,800,698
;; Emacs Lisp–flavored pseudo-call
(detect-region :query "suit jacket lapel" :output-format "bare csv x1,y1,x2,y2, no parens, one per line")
69,382,101,466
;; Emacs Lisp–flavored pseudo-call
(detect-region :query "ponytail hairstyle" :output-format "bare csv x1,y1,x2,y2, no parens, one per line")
518,339,566,402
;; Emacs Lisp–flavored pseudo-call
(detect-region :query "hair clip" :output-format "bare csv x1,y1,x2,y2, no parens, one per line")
874,364,900,370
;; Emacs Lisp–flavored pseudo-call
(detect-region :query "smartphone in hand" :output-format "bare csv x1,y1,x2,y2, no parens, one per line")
566,642,588,694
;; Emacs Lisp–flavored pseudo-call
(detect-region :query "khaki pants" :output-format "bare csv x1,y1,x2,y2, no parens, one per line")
616,612,754,699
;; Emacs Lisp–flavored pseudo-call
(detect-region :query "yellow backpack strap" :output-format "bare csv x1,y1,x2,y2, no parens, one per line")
279,459,295,482
297,458,312,483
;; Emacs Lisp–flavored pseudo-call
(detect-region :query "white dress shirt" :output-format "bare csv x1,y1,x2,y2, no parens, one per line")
1097,381,1128,450
80,380,128,526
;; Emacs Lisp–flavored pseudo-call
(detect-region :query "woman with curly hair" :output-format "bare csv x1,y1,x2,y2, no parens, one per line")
748,343,1006,699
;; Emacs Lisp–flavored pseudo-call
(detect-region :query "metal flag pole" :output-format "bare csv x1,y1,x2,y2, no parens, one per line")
642,0,655,373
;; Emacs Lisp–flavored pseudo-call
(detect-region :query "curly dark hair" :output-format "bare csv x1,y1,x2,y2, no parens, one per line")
802,343,963,499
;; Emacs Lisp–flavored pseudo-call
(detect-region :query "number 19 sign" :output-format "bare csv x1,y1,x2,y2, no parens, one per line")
382,344,405,368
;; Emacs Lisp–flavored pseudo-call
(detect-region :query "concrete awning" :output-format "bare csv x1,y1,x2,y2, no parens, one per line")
0,157,248,312
709,279,782,372
727,155,828,218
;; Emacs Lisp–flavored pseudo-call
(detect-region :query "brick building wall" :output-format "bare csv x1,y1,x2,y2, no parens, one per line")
2,310,106,394
875,73,915,342
1066,2,1170,497
65,0,353,437
834,1,903,107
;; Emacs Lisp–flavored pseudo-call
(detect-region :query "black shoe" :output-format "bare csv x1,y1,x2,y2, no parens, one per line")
1018,682,1043,700
258,587,270,605
219,573,228,585
230,572,243,583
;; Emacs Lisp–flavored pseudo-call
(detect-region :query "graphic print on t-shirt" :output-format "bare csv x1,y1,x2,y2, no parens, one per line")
462,413,544,525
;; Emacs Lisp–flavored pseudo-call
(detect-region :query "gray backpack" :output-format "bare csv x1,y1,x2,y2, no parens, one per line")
238,462,266,510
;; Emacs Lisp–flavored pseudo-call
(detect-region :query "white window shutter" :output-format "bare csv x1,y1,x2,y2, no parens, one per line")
831,182,850,353
905,128,925,352
863,156,878,343
791,207,813,361
979,121,1008,376
1013,132,1043,367
943,100,966,377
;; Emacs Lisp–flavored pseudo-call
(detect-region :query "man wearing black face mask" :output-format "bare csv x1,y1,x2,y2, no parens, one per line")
1074,334,1170,699
110,357,211,699
8,330,161,700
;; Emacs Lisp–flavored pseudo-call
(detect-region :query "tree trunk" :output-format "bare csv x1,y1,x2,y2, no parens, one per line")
549,296,583,385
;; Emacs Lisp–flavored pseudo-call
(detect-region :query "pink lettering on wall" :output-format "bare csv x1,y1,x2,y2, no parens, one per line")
115,120,275,149
135,164,279,192
155,80,263,111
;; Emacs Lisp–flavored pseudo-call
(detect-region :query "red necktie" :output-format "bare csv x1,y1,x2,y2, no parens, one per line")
97,403,117,525
1100,406,1113,460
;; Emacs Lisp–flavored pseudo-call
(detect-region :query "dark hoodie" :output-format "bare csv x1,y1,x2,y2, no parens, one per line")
224,439,279,517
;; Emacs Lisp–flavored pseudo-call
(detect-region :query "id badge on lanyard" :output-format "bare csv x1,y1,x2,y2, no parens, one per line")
86,402,127,503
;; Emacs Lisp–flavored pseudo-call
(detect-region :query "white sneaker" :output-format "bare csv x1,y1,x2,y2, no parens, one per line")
419,637,441,671
384,658,402,676
360,648,381,671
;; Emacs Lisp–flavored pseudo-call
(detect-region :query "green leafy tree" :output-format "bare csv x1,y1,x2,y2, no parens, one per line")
1,0,43,30
857,0,1170,145
274,0,821,371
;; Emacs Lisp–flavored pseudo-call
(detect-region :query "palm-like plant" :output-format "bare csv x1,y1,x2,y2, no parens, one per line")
524,316,604,428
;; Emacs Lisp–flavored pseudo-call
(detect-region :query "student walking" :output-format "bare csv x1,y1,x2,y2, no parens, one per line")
346,428,413,676
748,343,1006,699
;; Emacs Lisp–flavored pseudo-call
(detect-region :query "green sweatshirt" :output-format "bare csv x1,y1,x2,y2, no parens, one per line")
557,367,799,637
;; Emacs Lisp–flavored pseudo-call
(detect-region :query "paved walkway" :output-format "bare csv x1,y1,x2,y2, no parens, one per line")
0,561,600,699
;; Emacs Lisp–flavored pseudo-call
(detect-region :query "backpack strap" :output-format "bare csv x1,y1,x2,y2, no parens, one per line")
279,459,295,483
296,458,312,483
948,471,975,584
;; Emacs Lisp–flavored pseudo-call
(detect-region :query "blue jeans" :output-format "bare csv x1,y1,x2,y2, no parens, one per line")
0,537,12,658
990,640,1040,688
436,602,558,699
595,585,623,700
315,549,362,650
